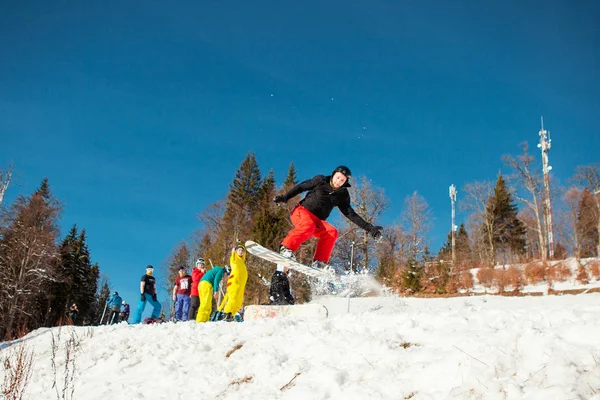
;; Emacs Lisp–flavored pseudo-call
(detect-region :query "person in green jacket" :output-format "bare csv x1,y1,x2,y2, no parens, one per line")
196,265,230,323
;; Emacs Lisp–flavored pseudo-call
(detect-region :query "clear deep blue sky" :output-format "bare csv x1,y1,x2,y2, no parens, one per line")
1,1,598,310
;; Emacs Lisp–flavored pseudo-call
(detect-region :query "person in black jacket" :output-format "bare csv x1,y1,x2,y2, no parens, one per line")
274,165,383,270
269,266,295,305
133,265,162,324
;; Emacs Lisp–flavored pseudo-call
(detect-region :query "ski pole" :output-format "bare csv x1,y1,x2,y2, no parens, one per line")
99,302,108,325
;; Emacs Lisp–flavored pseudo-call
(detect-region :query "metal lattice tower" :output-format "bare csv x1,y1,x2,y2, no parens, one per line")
449,185,457,268
537,117,554,258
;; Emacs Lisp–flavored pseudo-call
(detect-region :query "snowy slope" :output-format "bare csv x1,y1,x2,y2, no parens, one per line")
2,294,600,400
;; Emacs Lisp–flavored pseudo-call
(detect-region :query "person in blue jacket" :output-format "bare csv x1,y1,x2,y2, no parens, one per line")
195,265,230,323
107,291,123,324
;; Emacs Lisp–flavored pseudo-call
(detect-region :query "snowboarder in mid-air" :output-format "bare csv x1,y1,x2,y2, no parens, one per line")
273,165,383,270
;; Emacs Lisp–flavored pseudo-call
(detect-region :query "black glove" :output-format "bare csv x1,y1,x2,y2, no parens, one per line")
368,225,383,240
141,293,146,301
152,294,157,302
273,195,287,204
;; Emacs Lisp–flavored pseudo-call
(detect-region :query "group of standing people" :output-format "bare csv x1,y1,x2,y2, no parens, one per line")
132,242,249,324
132,165,382,323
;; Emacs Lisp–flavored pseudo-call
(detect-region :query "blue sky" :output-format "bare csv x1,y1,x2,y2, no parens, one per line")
1,1,598,313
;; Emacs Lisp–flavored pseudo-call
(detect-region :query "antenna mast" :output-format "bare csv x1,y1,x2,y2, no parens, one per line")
449,184,457,269
538,117,554,258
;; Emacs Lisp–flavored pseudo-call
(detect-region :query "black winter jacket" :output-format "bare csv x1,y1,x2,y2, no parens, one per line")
282,175,372,231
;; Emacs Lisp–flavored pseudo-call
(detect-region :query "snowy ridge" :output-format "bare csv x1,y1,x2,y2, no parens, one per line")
2,294,600,399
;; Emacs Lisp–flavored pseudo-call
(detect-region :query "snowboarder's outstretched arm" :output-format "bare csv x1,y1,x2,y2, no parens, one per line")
338,198,383,239
273,176,321,203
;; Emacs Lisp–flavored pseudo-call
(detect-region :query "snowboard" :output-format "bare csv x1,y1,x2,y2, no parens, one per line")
244,304,328,321
245,240,337,279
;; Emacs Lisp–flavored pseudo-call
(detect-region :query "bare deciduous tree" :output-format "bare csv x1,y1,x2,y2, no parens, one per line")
0,181,61,339
461,181,495,264
375,225,405,285
518,208,541,260
401,191,432,262
503,143,548,260
555,187,583,258
345,175,388,271
0,164,14,206
196,199,229,264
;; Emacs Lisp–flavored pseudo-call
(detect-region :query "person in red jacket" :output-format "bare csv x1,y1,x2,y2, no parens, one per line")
172,266,193,321
274,165,383,270
187,258,206,321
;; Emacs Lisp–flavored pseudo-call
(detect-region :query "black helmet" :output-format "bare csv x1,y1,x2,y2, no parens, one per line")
332,165,351,179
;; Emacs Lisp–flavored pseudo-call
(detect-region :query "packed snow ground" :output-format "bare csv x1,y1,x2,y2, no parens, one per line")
2,293,600,400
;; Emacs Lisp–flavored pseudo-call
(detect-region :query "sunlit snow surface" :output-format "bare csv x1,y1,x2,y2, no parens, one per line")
2,292,600,400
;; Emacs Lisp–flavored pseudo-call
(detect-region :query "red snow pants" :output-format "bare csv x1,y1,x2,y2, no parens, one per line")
281,205,338,263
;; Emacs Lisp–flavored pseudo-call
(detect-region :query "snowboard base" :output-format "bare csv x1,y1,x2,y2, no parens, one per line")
245,240,337,279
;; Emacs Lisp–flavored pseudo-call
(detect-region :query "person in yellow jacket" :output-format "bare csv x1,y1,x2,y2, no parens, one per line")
196,265,229,323
217,244,248,321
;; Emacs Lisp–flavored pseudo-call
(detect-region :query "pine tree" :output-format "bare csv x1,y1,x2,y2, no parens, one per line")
96,279,111,325
283,162,298,192
422,246,433,262
85,263,100,324
282,163,300,214
74,229,99,324
401,258,422,293
228,152,262,215
577,189,599,257
47,225,78,325
484,175,526,263
259,170,276,204
574,164,600,257
246,170,291,304
218,153,263,261
437,223,471,269
252,170,289,249
194,233,213,260
48,226,99,326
